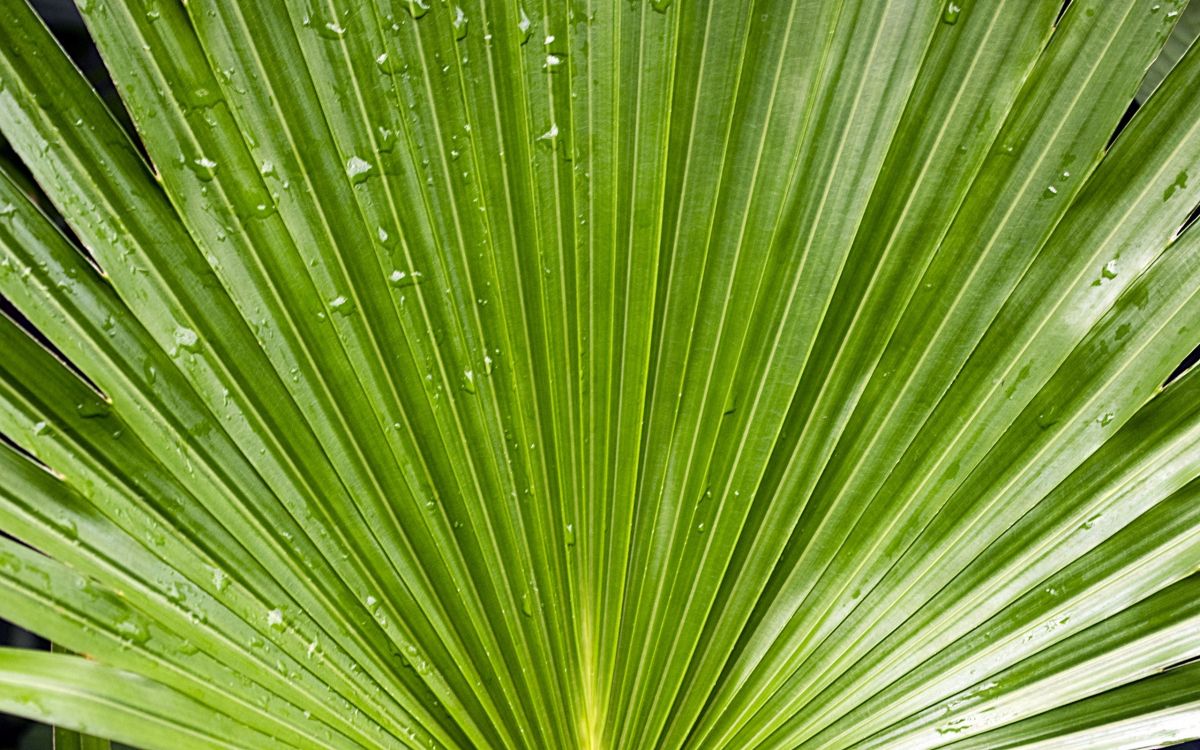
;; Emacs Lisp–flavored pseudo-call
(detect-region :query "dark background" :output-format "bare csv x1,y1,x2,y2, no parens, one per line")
2,1,1199,748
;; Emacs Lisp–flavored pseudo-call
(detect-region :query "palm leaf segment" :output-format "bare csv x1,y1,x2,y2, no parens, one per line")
1,0,1199,748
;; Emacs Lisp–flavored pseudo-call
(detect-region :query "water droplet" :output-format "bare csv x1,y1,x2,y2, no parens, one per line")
318,21,347,39
76,399,111,419
452,6,468,40
1163,170,1188,202
1043,185,1058,198
174,326,200,352
517,8,532,44
1035,408,1060,429
267,608,285,629
329,295,355,315
387,269,422,288
184,85,221,112
378,127,398,152
376,52,402,76
651,0,673,11
1101,260,1118,280
564,523,575,547
936,717,971,735
520,591,534,617
0,203,15,219
187,156,218,181
942,1,961,24
32,421,49,436
1096,412,1114,426
461,369,476,394
212,567,229,592
346,156,374,183
116,618,150,645
537,122,559,142
545,53,562,69
403,0,430,18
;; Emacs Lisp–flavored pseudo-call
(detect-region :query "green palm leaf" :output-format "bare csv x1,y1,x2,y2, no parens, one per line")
0,0,1198,748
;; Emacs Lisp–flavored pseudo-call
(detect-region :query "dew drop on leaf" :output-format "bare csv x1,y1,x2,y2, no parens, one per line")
174,326,200,352
518,8,532,44
346,155,374,183
376,52,402,76
1035,409,1059,429
116,618,150,645
76,398,111,419
250,200,276,219
1163,170,1188,202
404,0,430,19
453,6,468,40
388,269,422,288
184,85,221,112
187,156,219,182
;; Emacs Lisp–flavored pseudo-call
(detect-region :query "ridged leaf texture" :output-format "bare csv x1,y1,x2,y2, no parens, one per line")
1,0,1199,748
